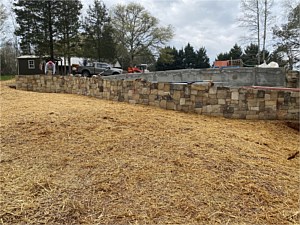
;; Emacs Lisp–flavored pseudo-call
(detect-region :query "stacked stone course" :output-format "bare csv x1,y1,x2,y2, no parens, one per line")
16,75,299,120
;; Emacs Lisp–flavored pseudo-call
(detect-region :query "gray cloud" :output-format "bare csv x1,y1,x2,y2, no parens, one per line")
102,0,244,62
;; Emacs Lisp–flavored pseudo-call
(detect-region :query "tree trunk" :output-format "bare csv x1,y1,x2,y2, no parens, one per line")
67,32,71,75
47,1,54,61
262,0,267,62
257,0,260,65
64,56,67,75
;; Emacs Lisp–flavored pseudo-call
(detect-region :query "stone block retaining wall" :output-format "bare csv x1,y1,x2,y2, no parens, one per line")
15,75,299,120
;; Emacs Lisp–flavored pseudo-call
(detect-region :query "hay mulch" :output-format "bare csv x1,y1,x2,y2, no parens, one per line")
0,80,299,224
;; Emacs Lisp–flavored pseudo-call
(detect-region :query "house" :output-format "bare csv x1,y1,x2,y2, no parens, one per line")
17,55,64,75
17,55,43,75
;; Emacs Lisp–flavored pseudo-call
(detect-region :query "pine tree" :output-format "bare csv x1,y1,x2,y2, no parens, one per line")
14,0,82,62
183,43,196,68
195,47,210,68
82,0,115,62
242,43,269,66
229,44,243,59
99,24,117,63
216,52,230,61
14,0,41,55
216,44,243,61
156,46,175,71
55,0,82,73
174,48,185,70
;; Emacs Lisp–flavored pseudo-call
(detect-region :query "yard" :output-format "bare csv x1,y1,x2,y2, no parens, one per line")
0,80,299,224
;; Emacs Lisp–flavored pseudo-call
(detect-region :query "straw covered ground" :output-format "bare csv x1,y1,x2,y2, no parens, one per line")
0,80,299,224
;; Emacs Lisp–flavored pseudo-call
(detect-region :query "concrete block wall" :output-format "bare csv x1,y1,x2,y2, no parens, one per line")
286,70,300,88
15,75,300,120
104,67,286,87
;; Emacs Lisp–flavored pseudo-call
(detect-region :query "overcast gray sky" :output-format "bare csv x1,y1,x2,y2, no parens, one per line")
83,0,288,62
2,0,296,63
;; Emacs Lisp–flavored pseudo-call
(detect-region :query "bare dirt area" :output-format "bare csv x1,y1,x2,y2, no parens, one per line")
0,80,299,224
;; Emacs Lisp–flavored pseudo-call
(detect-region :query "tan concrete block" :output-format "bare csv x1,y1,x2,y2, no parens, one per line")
202,105,212,113
149,94,156,102
191,95,195,102
217,90,227,98
159,100,167,109
194,108,203,114
270,91,278,100
265,94,271,100
277,110,288,118
158,90,165,96
291,92,300,98
265,105,277,111
231,92,239,100
158,83,164,90
265,100,277,106
166,101,175,110
191,90,198,95
128,90,134,96
133,94,140,100
247,100,258,107
163,83,170,92
209,86,217,94
191,83,208,91
173,91,181,100
288,109,300,113
197,91,207,97
185,100,192,106
277,98,284,103
218,99,226,105
180,98,186,105
211,105,221,113
151,89,158,95
142,88,150,95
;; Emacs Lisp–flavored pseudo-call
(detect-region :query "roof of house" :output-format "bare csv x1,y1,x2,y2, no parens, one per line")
17,55,40,59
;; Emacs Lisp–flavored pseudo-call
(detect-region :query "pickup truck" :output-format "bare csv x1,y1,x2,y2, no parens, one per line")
75,62,123,77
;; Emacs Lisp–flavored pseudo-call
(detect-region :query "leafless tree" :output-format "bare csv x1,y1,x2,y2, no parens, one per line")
238,0,274,64
0,1,19,75
0,3,8,40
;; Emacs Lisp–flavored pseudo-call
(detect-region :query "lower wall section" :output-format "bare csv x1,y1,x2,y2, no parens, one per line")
16,75,300,120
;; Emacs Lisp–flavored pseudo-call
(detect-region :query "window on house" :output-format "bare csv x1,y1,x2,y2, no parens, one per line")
28,60,35,69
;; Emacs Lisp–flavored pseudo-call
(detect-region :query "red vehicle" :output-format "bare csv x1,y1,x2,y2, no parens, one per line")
127,64,149,73
127,66,143,73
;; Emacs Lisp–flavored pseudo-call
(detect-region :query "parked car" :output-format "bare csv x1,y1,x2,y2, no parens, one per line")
75,62,123,77
127,64,150,73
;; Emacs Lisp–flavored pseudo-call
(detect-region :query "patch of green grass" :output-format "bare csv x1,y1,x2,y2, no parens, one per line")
0,75,15,81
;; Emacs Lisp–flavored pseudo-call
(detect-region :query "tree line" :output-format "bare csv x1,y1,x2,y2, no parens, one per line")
11,0,174,73
238,0,299,70
0,0,299,75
